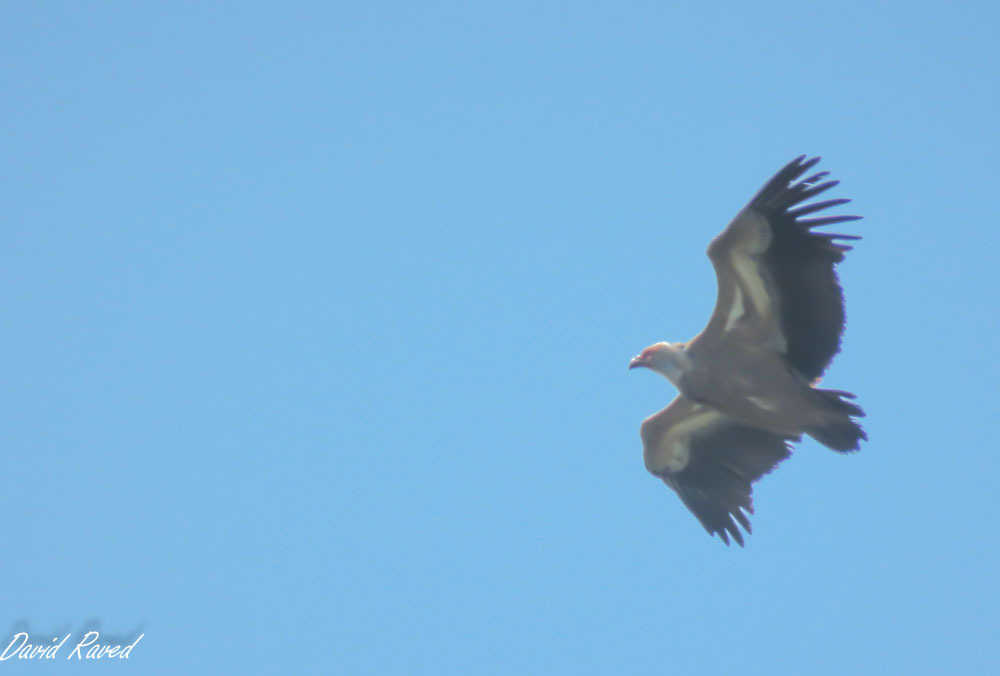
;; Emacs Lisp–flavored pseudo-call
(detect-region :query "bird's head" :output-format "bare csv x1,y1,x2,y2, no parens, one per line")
629,342,689,386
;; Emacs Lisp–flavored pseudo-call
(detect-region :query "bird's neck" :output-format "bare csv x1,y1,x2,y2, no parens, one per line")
655,344,693,389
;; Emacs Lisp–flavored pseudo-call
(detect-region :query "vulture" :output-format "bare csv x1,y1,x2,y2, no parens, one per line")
629,156,866,546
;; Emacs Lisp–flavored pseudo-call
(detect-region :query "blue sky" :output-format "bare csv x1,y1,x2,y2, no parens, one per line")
2,1,998,673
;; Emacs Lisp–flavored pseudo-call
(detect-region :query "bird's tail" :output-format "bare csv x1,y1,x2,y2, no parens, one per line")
807,389,867,452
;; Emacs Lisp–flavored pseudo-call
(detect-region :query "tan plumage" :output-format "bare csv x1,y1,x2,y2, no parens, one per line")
629,156,866,546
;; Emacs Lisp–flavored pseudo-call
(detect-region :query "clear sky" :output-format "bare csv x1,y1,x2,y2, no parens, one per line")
3,1,999,673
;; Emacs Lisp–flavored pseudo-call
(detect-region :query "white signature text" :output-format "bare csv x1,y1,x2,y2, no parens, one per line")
0,632,143,661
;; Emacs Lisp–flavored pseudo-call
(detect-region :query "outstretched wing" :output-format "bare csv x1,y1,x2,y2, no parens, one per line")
641,396,796,546
692,156,861,381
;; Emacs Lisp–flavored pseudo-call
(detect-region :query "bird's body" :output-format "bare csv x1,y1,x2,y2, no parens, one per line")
683,341,822,435
629,156,866,546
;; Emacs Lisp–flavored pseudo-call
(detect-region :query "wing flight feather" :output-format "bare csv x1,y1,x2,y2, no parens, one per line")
695,156,862,380
642,396,796,546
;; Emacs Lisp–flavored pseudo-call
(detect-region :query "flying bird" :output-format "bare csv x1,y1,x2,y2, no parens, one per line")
629,156,866,546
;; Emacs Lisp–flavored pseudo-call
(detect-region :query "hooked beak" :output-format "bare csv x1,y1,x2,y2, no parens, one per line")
628,355,647,370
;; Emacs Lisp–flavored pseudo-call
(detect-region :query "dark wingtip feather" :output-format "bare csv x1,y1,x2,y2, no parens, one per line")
751,156,820,207
818,232,863,240
802,171,830,185
797,179,839,201
733,508,752,532
799,215,863,228
787,198,852,218
727,520,745,547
